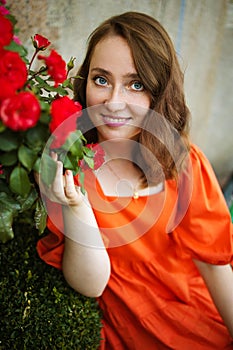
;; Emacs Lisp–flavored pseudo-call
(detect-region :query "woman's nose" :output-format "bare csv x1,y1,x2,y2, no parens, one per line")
104,85,126,112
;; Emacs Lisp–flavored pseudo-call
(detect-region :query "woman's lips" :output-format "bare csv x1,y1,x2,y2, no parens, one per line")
101,114,131,127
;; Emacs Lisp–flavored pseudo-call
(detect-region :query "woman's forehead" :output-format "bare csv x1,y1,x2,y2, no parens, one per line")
89,35,136,73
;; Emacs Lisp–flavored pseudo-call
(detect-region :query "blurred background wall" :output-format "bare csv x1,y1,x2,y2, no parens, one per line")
7,0,233,186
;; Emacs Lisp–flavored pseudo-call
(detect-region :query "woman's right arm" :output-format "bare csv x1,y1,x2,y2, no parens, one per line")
62,201,111,297
39,157,111,297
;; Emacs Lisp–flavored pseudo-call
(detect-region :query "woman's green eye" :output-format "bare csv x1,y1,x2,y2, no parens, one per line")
131,81,144,91
95,76,107,86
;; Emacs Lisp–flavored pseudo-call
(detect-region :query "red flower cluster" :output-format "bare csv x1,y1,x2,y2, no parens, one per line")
38,49,67,87
50,96,82,148
0,13,40,131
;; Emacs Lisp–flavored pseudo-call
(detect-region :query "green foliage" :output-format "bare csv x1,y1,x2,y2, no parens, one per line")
0,227,102,349
0,123,50,242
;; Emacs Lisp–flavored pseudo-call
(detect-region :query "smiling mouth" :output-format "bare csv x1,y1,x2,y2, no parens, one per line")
101,115,131,126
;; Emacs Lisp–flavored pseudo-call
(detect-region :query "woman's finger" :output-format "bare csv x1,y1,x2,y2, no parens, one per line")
64,170,83,205
50,151,58,161
50,160,66,200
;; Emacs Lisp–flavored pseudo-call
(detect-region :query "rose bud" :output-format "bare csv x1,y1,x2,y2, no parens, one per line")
32,34,51,51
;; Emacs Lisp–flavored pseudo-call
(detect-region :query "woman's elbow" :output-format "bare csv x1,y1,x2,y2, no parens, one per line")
64,275,109,298
62,262,111,298
81,284,108,298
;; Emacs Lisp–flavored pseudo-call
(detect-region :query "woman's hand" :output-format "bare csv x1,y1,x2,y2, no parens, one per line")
37,152,86,207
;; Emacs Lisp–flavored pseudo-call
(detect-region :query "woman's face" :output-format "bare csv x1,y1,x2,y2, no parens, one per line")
86,35,151,143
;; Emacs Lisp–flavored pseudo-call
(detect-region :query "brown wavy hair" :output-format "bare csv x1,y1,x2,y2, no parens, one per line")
73,11,191,184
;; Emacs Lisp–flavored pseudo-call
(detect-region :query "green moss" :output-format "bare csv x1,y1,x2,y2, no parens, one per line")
0,226,102,350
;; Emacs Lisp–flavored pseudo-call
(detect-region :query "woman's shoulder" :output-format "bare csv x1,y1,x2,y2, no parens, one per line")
189,143,211,166
187,143,220,185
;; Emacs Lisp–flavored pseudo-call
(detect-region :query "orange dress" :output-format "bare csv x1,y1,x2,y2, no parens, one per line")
37,144,233,349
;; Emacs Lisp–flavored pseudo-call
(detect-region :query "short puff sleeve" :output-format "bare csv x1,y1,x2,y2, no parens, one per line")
172,144,233,265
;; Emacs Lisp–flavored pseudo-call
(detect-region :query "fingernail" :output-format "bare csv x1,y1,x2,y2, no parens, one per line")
66,170,71,176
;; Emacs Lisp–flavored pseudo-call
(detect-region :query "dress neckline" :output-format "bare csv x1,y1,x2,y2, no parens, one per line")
92,170,165,199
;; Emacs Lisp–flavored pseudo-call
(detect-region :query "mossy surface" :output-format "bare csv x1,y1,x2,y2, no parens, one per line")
0,226,102,350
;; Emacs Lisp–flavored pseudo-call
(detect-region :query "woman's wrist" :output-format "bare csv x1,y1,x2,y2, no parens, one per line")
62,201,104,248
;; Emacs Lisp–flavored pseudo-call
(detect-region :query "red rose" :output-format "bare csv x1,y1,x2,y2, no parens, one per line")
38,49,67,86
0,14,13,48
0,50,27,91
32,34,51,51
0,92,41,131
50,96,82,148
0,77,15,101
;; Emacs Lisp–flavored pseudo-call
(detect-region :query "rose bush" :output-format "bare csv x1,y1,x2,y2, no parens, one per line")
0,2,103,243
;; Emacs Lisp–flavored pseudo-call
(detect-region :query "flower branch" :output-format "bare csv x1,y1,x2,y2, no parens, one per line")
0,4,104,243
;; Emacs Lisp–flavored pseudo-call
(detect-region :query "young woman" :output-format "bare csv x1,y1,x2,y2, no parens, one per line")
37,12,233,349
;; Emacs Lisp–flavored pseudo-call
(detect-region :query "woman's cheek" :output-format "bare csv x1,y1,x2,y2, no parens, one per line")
86,85,102,107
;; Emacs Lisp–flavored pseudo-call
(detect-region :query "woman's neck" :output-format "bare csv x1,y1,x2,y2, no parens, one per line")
100,138,138,161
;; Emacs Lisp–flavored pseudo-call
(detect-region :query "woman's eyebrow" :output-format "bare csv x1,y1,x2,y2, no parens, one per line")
124,73,141,80
90,67,111,76
90,68,140,80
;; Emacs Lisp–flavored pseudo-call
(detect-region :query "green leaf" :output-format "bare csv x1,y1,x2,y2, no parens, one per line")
0,130,20,151
25,124,49,150
18,145,38,171
78,170,85,194
39,83,67,96
62,130,85,157
0,208,14,243
9,166,31,196
53,86,68,96
35,76,46,85
62,79,73,89
0,192,21,213
39,99,51,113
62,153,77,171
0,192,21,243
0,180,11,194
16,187,38,212
33,157,41,173
34,197,47,234
0,121,6,132
83,155,94,169
40,153,57,187
5,13,17,26
39,111,51,124
5,40,28,59
0,151,18,166
83,146,95,157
